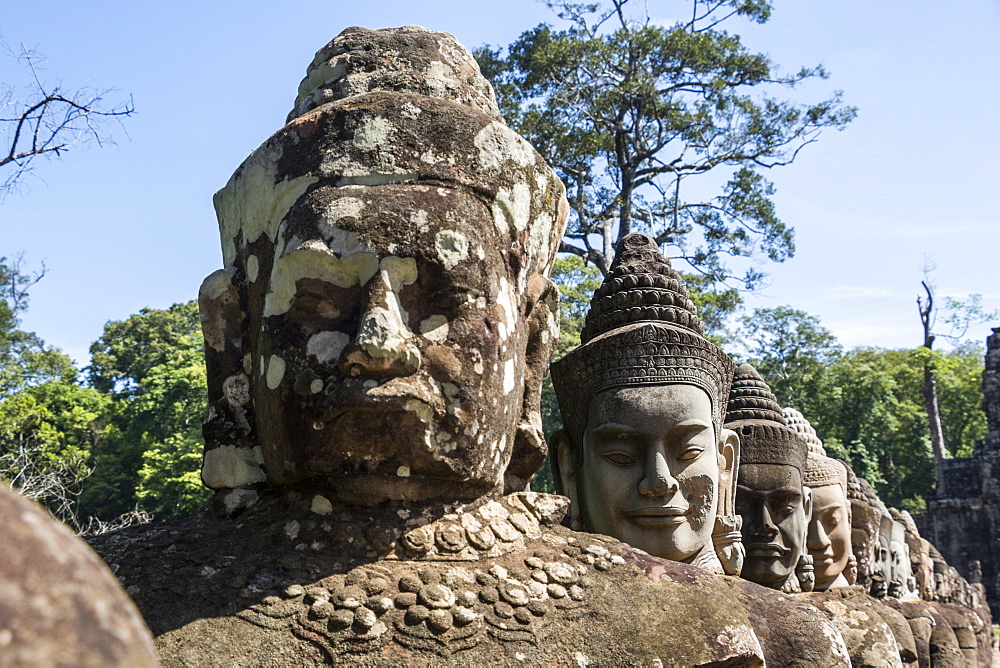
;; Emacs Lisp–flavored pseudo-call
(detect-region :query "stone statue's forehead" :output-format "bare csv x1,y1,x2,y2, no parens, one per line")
737,462,802,491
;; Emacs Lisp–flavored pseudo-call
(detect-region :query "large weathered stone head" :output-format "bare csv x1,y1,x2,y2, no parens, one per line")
785,408,852,591
198,26,567,507
550,233,738,571
728,366,811,591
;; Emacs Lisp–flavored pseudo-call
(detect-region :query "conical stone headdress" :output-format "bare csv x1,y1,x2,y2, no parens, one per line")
784,407,848,497
724,365,806,472
550,233,734,446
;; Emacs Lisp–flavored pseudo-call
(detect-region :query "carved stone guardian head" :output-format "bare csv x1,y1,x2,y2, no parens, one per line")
550,233,739,572
785,407,853,591
728,365,811,591
196,26,568,509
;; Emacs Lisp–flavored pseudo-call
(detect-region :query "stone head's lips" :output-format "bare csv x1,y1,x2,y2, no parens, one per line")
624,506,689,526
810,551,836,565
745,543,789,557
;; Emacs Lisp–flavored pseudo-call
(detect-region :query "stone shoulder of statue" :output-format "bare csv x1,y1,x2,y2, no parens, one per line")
90,489,769,665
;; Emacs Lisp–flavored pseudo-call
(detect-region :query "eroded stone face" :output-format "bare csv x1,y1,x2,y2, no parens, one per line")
807,484,852,591
571,384,732,568
737,463,809,589
253,185,528,493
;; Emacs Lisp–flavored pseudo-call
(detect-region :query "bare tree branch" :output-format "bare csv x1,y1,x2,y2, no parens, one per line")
1,41,134,198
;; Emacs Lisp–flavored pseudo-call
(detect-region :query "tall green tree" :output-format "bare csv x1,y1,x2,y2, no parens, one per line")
476,0,855,281
0,256,75,396
80,301,209,520
740,305,841,414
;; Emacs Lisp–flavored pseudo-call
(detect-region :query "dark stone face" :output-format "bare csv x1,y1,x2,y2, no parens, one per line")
736,463,808,589
571,384,731,565
247,184,539,499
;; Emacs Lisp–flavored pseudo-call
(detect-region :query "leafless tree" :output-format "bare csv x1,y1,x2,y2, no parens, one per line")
1,41,133,198
2,435,91,528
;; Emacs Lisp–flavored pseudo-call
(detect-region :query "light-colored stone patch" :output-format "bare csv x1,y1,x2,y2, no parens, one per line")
404,399,434,424
263,246,378,316
420,315,449,343
246,255,259,282
492,182,532,233
265,355,286,389
435,230,469,270
223,488,258,514
473,122,535,172
202,445,266,488
223,373,251,407
400,101,422,119
396,466,411,477
352,116,393,151
306,331,350,364
293,58,347,110
424,60,460,98
495,276,517,342
309,378,324,394
214,157,319,266
320,198,365,251
311,495,333,515
200,267,235,300
410,209,430,232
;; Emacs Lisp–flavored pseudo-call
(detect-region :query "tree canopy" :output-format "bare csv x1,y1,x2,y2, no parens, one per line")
476,0,855,283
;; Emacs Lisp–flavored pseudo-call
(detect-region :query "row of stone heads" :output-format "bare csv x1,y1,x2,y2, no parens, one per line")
189,24,979,606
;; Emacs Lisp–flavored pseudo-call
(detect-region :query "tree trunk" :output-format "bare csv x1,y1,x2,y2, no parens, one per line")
918,281,948,493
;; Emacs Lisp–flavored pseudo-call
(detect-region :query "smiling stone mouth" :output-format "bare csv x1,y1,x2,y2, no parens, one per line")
623,506,689,523
745,543,790,556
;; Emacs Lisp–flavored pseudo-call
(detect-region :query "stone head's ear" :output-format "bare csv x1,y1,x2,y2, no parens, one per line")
716,428,739,518
550,429,585,531
802,485,813,524
198,268,266,499
506,276,560,492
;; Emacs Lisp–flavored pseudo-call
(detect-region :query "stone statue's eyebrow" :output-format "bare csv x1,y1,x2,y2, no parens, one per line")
591,420,711,436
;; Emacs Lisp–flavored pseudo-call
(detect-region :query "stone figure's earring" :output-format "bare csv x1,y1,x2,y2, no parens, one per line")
845,553,858,585
795,554,815,592
712,515,744,576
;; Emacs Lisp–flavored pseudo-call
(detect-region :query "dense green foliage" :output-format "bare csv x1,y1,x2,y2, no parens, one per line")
80,302,209,521
476,0,855,282
0,257,208,526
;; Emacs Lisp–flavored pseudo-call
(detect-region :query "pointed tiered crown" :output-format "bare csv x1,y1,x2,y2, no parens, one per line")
724,364,806,472
785,407,848,496
551,233,733,446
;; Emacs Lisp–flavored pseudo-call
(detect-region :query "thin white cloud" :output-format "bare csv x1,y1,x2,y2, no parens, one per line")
825,285,908,299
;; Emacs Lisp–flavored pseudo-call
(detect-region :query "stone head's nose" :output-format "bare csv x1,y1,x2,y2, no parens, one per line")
337,260,421,379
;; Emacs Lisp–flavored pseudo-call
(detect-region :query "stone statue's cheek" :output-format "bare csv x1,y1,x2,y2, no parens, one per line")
683,473,716,528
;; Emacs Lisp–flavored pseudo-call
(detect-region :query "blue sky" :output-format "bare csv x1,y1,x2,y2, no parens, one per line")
2,0,998,365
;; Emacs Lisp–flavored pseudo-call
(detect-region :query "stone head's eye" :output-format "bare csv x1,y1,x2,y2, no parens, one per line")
677,446,704,462
602,452,635,466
